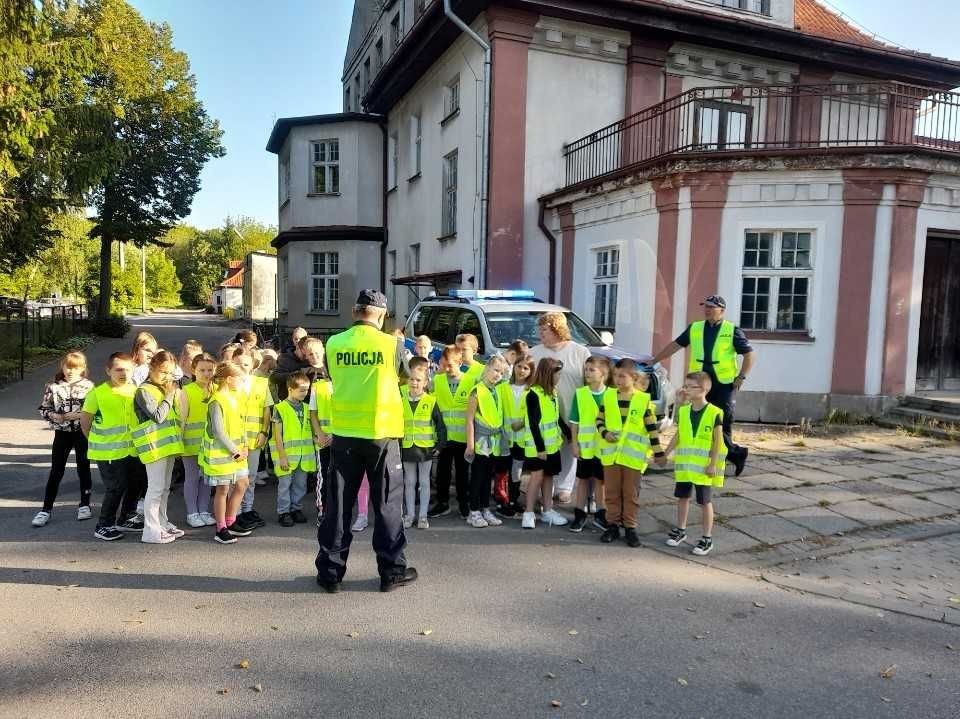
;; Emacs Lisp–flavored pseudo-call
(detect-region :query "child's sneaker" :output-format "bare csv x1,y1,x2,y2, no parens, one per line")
591,509,608,530
94,525,124,541
468,511,488,528
417,518,429,529
351,514,368,532
481,509,502,526
692,537,714,556
665,527,687,547
278,512,294,527
77,506,92,521
163,523,185,538
186,513,206,528
521,511,536,529
214,527,237,544
568,515,587,533
402,515,414,529
32,511,51,527
624,527,641,548
540,509,568,527
118,515,144,532
200,512,216,526
600,525,620,543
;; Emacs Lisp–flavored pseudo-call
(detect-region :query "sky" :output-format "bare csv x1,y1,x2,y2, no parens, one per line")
127,0,959,231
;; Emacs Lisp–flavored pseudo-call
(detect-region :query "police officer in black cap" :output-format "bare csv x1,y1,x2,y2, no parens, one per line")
315,289,417,592
652,295,756,476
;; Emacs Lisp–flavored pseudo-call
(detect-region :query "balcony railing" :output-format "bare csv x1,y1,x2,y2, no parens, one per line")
563,82,960,187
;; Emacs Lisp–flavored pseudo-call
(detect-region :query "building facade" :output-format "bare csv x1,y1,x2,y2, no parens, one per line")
269,0,960,419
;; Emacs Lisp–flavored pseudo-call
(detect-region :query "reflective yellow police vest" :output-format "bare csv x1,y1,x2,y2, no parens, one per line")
573,386,609,460
130,384,184,463
86,382,136,461
325,323,404,439
434,373,469,443
471,383,503,457
498,382,526,449
401,386,437,449
612,391,653,472
673,403,726,487
523,386,562,457
688,320,738,384
311,379,333,435
244,374,271,450
269,400,317,475
182,382,211,456
200,389,247,476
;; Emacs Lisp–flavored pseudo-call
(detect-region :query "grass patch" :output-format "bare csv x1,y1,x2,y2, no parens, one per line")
818,499,831,507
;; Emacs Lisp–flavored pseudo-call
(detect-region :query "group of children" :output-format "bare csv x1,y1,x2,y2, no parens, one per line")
32,327,728,555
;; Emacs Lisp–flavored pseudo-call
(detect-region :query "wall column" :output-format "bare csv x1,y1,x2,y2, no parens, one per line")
684,172,731,316
832,170,885,394
652,178,680,352
791,66,832,145
622,34,670,167
485,6,537,288
558,204,576,307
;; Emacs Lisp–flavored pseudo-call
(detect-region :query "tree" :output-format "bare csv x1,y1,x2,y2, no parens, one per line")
81,0,224,316
145,248,181,307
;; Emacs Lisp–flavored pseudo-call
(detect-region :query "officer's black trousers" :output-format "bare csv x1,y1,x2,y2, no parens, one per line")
315,436,407,583
706,380,747,461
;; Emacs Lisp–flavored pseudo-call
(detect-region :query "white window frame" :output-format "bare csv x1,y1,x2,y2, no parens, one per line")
592,247,619,329
703,0,771,16
390,12,401,52
444,75,460,119
375,37,384,71
442,150,458,237
739,229,815,333
309,251,339,314
310,139,340,195
388,132,398,189
279,254,289,312
278,149,290,207
409,113,422,177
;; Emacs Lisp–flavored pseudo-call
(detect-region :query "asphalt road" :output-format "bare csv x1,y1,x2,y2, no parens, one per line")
0,312,957,718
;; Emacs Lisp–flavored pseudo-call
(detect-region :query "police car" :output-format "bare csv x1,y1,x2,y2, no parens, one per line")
403,289,675,421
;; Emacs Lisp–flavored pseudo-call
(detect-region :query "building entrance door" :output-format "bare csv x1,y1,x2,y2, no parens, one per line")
916,235,960,391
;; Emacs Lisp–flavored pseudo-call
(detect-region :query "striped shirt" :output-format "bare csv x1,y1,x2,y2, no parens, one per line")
595,392,664,457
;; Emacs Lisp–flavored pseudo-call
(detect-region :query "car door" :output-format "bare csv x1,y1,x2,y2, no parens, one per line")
452,308,485,355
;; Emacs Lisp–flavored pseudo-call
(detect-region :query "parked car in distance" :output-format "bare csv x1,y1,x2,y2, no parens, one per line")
403,290,675,420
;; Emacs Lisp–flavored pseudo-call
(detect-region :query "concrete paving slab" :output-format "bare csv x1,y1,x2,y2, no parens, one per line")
787,485,865,506
876,495,957,519
828,500,913,526
738,489,817,511
727,514,810,544
867,462,932,476
924,490,960,510
776,507,866,535
777,467,844,484
828,479,902,498
824,464,887,482
712,496,777,518
906,472,960,488
735,473,804,490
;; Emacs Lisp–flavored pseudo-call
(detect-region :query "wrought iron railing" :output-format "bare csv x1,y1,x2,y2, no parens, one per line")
563,82,960,187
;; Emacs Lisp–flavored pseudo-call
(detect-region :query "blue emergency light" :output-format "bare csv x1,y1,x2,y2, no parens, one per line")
448,289,537,300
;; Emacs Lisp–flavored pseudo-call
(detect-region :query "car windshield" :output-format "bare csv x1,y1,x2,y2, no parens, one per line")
485,310,603,349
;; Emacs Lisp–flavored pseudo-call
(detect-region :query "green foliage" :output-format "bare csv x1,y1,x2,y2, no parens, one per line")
88,313,130,338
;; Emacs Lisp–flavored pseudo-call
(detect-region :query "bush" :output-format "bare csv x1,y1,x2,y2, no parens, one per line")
89,314,131,338
204,304,215,314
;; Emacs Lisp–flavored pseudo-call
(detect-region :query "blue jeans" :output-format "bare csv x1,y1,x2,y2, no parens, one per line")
277,467,307,514
240,448,262,513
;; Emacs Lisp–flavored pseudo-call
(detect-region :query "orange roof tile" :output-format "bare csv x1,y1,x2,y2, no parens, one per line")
220,265,244,288
793,0,881,48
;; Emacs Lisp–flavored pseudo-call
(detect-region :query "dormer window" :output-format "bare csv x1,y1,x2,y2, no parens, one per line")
703,0,772,16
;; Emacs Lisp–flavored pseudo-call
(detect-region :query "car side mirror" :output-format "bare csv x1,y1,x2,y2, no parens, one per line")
599,331,614,346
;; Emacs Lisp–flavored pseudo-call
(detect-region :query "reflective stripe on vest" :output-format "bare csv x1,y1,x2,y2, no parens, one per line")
401,387,438,449
269,400,317,476
434,373,468,443
597,388,622,467
182,382,210,456
200,390,247,476
325,325,404,439
612,391,653,472
498,382,526,447
574,386,608,460
523,386,562,458
688,320,738,384
87,383,136,461
130,384,184,463
673,403,727,487
472,383,503,457
312,379,333,432
244,375,271,449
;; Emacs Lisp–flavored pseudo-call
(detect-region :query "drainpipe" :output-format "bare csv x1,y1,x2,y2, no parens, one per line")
380,121,389,294
536,199,557,304
443,0,490,288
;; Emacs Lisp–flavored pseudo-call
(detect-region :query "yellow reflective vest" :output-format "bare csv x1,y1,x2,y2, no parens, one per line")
434,373,472,444
471,382,503,457
311,378,333,436
673,403,726,487
401,386,438,449
688,320,738,384
182,382,211,456
498,382,526,449
200,389,247,477
573,386,613,461
244,374,271,450
325,323,404,439
523,386,562,458
130,383,184,464
269,399,317,476
606,390,653,472
84,382,136,461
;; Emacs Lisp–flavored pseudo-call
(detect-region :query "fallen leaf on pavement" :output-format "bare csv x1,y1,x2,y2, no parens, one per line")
122,620,144,624
139,609,148,613
686,607,696,612
419,629,433,636
695,634,707,640
677,678,689,686
550,700,562,708
949,596,960,604
194,604,210,609
68,560,79,564
237,659,250,670
575,658,584,664
113,565,124,570
880,665,896,679
580,699,589,706
880,697,891,703
753,601,766,608
545,672,556,679
251,684,263,693
217,688,229,695
946,644,955,651
271,626,279,631
347,631,360,638
567,629,578,636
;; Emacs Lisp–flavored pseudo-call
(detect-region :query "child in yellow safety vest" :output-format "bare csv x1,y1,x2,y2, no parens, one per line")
401,361,446,529
493,355,534,517
464,355,508,528
201,362,252,544
428,345,472,519
309,372,333,523
568,355,614,533
182,353,217,528
520,358,568,530
81,352,137,542
663,371,726,557
231,346,272,529
595,359,665,548
131,351,187,545
271,372,316,527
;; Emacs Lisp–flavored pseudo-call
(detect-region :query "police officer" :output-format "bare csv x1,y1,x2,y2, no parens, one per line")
314,290,417,593
651,295,755,476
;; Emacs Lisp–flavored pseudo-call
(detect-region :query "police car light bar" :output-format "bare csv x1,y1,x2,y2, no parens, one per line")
448,289,537,300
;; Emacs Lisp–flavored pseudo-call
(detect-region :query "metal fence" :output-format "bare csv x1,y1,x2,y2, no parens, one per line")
0,304,88,386
564,81,960,187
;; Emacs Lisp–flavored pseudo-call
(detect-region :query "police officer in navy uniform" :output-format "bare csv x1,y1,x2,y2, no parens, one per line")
652,295,756,476
315,289,417,593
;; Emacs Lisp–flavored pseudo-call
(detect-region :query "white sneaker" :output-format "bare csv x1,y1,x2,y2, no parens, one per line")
142,532,176,544
521,511,536,529
136,499,144,515
351,514,368,532
481,509,502,526
468,511,489,528
255,477,267,486
163,523,185,537
186,513,206,528
402,515,414,529
77,506,92,521
200,512,216,526
32,511,50,527
541,509,569,527
417,518,429,529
